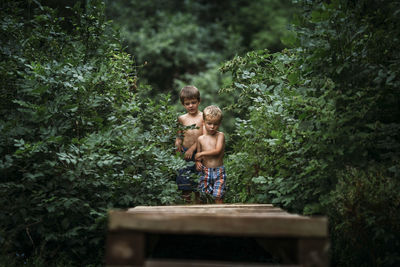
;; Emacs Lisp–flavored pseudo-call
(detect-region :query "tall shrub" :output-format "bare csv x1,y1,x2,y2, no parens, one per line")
0,1,183,265
222,0,400,265
221,49,338,212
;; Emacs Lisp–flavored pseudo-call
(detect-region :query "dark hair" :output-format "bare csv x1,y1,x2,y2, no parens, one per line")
179,85,200,104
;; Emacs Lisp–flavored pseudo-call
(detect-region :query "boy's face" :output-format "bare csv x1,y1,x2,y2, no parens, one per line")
182,98,200,115
204,117,221,135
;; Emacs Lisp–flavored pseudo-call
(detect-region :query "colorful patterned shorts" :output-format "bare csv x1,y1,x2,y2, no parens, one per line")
198,166,226,198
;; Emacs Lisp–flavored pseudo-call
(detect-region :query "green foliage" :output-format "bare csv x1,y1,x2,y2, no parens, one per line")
105,0,296,91
221,49,338,211
224,0,297,52
106,0,236,91
327,166,400,266
222,0,400,265
0,1,184,265
1,0,399,266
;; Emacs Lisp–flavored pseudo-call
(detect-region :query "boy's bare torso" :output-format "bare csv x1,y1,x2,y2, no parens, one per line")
198,132,225,168
178,112,203,148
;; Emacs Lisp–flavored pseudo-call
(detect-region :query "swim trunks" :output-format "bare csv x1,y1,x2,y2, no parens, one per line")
198,166,226,198
176,146,198,191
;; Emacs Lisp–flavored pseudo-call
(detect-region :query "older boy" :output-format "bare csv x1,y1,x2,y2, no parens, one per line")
175,85,203,203
195,105,226,204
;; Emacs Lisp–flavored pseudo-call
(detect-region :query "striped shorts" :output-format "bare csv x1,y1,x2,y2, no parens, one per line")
198,166,226,198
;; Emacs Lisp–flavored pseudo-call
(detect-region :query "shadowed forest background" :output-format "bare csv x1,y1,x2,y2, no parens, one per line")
0,0,399,266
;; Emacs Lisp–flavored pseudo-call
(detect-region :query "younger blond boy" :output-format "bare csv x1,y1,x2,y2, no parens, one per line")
175,85,203,202
195,105,226,204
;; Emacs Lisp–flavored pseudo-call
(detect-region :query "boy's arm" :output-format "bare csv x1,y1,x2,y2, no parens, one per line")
175,117,183,152
175,137,183,152
196,132,225,158
184,141,196,160
195,137,203,171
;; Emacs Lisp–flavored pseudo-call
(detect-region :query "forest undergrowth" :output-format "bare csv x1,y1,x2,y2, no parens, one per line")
1,0,399,266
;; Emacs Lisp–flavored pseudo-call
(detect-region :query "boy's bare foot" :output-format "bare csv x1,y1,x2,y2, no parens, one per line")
182,191,192,203
215,198,223,204
194,192,202,204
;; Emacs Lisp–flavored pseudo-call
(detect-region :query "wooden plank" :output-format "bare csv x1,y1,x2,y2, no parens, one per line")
129,204,275,211
106,205,329,266
297,238,330,267
255,238,298,264
129,204,285,215
108,209,328,238
105,230,145,266
144,259,300,267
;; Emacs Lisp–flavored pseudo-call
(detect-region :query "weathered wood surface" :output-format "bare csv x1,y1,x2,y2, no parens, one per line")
106,204,329,267
144,259,301,267
109,204,328,238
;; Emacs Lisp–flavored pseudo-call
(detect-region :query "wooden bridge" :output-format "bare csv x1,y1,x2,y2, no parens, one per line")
105,204,329,266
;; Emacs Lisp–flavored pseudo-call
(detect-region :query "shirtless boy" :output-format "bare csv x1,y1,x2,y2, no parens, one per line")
175,85,203,202
195,105,226,204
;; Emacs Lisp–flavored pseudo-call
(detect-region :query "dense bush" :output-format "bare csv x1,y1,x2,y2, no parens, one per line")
221,49,336,212
1,0,399,266
327,166,400,266
222,0,400,266
0,1,184,265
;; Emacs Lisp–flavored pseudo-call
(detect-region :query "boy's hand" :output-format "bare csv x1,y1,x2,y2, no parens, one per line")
175,139,183,152
195,161,203,171
194,152,203,161
176,144,183,153
184,147,195,160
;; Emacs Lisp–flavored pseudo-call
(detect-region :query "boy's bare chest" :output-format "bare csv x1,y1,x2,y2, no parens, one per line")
181,116,202,127
201,136,218,150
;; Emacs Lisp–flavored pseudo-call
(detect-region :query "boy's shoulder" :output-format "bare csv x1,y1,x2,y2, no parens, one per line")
215,131,225,142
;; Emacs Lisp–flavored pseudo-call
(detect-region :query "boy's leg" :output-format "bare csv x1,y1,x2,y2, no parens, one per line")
198,167,213,195
198,168,212,203
177,166,194,203
215,197,224,204
178,163,200,203
189,165,201,204
212,167,226,203
200,167,222,203
181,190,192,203
194,192,202,204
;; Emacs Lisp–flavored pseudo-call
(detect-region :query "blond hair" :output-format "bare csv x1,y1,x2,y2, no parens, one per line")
179,85,200,104
203,105,222,122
